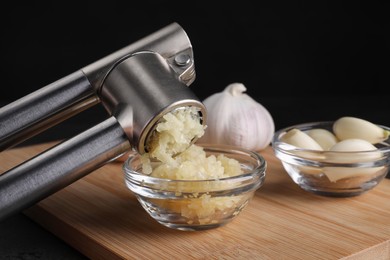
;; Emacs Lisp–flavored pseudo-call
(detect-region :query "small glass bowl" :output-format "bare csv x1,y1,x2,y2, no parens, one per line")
272,121,390,197
123,144,266,231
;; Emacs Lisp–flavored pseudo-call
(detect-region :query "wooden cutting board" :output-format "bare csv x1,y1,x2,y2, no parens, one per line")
1,141,390,259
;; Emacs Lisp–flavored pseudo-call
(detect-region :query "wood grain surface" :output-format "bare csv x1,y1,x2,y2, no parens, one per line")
1,142,390,259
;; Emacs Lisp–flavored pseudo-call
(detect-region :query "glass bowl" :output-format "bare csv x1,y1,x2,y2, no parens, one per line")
272,121,390,197
123,144,266,231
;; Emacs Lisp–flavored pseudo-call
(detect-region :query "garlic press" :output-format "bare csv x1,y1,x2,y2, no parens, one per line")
0,22,206,221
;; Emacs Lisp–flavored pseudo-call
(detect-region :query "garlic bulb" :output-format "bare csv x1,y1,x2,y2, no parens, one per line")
197,83,275,151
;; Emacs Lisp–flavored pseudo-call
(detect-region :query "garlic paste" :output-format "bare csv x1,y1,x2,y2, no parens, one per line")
142,106,243,179
141,107,245,224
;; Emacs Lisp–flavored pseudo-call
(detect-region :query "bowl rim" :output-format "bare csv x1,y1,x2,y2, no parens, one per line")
123,143,267,184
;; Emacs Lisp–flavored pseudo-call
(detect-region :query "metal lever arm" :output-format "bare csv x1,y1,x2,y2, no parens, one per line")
0,22,201,222
0,71,97,151
0,22,195,152
0,116,130,221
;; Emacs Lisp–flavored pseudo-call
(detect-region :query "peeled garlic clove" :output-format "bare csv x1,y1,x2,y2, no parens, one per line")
326,138,381,163
323,138,384,182
280,128,323,150
197,82,275,151
330,138,377,152
333,116,390,144
306,128,338,150
323,166,384,182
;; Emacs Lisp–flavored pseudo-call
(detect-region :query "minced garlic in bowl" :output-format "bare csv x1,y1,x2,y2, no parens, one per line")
123,106,266,231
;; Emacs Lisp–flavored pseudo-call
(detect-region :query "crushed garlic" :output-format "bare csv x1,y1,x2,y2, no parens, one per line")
142,106,243,179
141,106,245,225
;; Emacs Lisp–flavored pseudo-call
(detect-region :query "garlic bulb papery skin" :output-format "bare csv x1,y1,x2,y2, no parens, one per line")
197,83,275,151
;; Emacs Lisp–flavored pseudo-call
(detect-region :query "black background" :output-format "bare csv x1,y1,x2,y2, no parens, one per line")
1,1,390,259
1,1,390,132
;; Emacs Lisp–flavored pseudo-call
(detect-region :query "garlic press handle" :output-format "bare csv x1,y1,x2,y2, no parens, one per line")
0,22,202,222
0,22,194,152
0,116,130,221
0,71,97,151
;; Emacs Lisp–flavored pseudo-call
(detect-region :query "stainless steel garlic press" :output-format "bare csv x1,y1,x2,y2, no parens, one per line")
0,22,206,221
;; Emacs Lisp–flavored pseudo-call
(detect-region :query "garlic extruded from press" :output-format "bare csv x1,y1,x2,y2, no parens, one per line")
333,116,390,144
197,83,275,151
